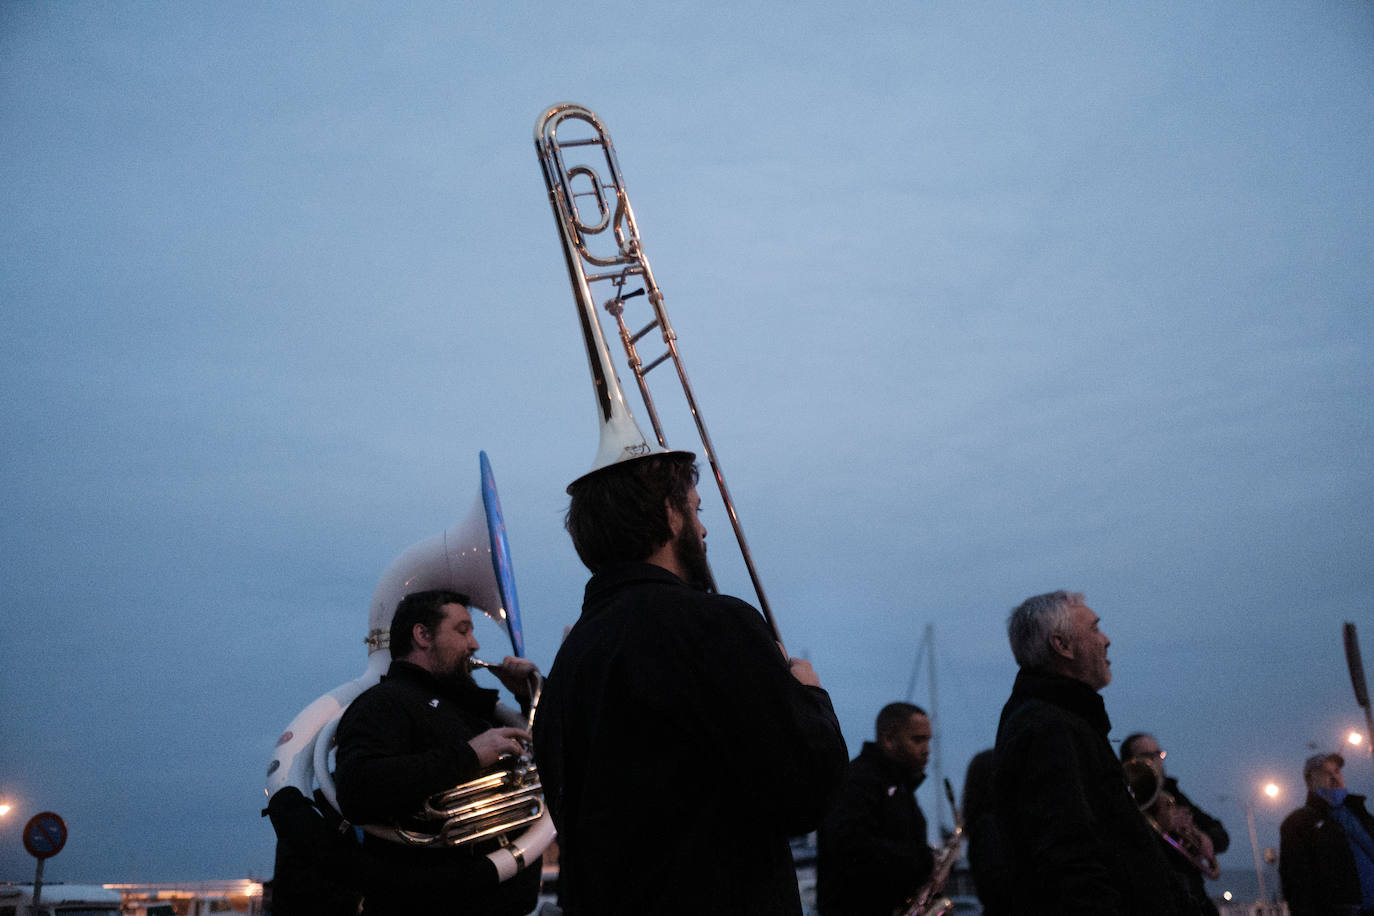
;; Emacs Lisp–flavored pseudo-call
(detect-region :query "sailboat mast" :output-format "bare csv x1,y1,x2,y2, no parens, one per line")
926,622,950,834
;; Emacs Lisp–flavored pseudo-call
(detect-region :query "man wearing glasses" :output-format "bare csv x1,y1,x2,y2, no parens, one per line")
1121,732,1230,862
1122,732,1229,914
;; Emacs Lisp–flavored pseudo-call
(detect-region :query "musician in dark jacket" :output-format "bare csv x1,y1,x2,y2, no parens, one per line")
816,702,935,916
1280,752,1374,916
993,590,1189,915
533,452,849,916
962,748,1015,916
334,589,542,916
1122,732,1227,915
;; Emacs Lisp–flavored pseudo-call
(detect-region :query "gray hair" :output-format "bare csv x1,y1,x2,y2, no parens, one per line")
1007,590,1085,670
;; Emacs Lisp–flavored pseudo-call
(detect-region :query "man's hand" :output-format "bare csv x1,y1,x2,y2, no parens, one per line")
788,657,821,688
487,656,539,700
469,726,531,767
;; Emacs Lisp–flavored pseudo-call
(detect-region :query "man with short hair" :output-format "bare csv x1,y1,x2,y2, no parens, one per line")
1121,730,1228,914
1279,752,1374,916
1121,732,1229,862
816,702,936,916
335,589,542,916
992,590,1188,914
532,452,849,916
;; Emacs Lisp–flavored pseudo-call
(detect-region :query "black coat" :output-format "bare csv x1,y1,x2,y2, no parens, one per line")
532,562,849,916
1166,776,1229,856
1159,777,1227,916
816,742,934,916
993,668,1188,915
1279,790,1374,916
334,660,541,916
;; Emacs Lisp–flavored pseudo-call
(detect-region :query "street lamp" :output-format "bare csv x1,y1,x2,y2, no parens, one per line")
1245,782,1281,905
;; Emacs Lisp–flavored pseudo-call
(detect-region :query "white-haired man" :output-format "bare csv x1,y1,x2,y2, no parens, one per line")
992,590,1188,914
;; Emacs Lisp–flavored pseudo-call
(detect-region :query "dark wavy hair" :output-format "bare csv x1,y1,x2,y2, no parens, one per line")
389,589,470,658
565,453,699,573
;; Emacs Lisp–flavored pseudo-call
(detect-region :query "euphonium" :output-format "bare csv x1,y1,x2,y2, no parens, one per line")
533,102,784,648
1123,758,1220,880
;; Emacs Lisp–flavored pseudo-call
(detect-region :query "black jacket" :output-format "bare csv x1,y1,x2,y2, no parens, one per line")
334,660,541,916
816,741,934,916
532,562,849,916
1280,790,1374,916
1166,776,1229,855
993,668,1188,915
1159,777,1227,916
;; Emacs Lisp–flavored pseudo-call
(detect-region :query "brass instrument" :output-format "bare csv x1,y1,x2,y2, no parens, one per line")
896,779,964,916
533,102,784,649
1124,758,1220,879
379,659,545,852
268,453,554,882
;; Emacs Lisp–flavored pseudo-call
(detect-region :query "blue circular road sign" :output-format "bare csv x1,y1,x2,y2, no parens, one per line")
22,812,67,859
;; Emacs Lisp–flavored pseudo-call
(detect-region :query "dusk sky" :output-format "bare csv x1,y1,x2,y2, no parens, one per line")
3,0,1372,896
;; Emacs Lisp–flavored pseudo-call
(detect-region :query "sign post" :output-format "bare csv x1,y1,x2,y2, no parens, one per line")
22,811,68,905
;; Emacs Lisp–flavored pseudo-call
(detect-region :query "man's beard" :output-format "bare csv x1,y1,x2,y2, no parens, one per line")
437,654,477,691
673,523,713,593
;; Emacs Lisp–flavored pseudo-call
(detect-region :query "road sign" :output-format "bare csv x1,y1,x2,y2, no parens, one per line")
22,812,67,859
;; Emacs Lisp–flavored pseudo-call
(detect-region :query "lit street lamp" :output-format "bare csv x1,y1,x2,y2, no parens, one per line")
1245,782,1281,905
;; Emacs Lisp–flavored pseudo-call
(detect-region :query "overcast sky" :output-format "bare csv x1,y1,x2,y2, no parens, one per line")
3,0,1372,894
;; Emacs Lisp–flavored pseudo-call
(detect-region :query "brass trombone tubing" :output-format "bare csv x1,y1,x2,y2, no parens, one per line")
534,102,783,650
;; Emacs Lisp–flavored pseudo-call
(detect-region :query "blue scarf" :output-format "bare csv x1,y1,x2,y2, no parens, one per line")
1323,793,1374,907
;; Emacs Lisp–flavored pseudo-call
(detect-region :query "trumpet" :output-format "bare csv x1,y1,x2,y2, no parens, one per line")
1123,758,1220,879
534,102,785,649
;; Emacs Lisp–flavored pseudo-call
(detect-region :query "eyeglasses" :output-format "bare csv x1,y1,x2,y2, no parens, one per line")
1133,749,1167,761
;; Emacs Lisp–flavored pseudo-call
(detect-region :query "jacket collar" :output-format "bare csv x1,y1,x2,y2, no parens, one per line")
858,741,928,791
1006,667,1112,735
583,561,689,607
1305,790,1371,813
384,658,497,707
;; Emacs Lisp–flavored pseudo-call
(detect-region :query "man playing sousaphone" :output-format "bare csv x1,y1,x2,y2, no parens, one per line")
532,452,849,916
334,590,541,916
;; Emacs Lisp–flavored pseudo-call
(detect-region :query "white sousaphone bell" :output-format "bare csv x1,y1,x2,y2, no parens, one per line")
264,451,554,882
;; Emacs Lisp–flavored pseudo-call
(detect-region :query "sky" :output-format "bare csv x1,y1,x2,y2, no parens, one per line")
2,0,1372,894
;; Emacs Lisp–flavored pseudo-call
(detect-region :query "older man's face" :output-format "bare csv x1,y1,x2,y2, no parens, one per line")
1307,758,1346,793
1062,601,1112,690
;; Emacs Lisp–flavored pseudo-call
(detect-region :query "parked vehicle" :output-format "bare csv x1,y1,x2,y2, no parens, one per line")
0,883,122,916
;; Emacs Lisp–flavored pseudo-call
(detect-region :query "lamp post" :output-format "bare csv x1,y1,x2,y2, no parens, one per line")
1244,782,1280,905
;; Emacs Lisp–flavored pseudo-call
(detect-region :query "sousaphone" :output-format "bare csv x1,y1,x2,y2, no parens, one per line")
264,451,554,882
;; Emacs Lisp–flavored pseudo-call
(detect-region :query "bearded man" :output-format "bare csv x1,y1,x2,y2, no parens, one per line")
532,452,849,916
334,589,541,916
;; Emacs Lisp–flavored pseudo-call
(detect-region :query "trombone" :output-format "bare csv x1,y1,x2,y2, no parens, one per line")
533,102,784,650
